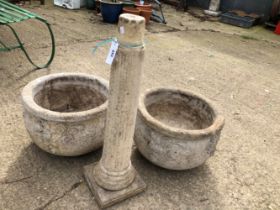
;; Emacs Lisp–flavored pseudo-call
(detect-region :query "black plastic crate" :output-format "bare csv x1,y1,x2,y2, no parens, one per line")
220,11,259,28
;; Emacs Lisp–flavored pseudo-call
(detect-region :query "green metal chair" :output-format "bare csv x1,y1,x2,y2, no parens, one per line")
0,0,55,69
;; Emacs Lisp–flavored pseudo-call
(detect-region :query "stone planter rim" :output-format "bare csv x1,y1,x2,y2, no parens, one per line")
138,88,225,139
21,72,108,123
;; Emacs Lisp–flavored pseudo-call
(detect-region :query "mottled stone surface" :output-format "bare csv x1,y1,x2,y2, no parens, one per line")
135,88,225,170
204,0,221,16
84,164,146,209
1,2,280,209
84,14,146,209
92,14,146,192
21,73,109,156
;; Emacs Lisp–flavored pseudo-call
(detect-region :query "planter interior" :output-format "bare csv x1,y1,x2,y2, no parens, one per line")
135,2,152,9
145,90,215,131
34,78,106,113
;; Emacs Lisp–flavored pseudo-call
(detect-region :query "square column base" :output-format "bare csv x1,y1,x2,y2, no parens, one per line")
83,164,146,209
204,10,221,17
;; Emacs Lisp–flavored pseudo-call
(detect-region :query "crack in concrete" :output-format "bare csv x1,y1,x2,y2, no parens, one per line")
147,27,182,34
35,180,83,210
14,26,279,53
147,24,224,35
21,38,105,51
186,10,217,22
0,175,33,184
148,25,280,46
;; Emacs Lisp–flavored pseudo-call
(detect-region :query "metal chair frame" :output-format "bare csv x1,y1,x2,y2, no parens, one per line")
0,0,55,69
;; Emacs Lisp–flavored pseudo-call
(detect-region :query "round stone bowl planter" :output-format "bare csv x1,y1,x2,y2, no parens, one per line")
134,88,225,170
21,73,109,156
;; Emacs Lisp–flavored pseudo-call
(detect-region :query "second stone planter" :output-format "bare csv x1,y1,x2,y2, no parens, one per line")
134,88,225,170
21,73,109,156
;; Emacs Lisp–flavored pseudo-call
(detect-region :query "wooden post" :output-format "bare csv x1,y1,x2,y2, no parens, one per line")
84,14,146,209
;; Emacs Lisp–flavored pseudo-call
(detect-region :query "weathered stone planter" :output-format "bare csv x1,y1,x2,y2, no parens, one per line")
135,88,225,170
21,73,109,156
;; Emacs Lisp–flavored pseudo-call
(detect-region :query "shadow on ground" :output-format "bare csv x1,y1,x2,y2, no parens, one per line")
110,149,222,209
1,143,101,209
1,142,222,209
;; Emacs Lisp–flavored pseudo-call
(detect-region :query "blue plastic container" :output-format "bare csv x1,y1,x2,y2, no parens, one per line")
101,1,123,23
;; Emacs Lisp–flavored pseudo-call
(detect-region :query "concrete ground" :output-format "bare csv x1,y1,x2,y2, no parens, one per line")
1,1,280,209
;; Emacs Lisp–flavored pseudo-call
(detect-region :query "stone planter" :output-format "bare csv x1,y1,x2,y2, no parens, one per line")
21,73,109,156
134,88,225,170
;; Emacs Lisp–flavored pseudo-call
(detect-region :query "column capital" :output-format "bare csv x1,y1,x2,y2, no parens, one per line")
117,14,145,47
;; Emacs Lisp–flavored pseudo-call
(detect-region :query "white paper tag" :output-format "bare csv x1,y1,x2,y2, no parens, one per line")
106,41,119,65
120,26,125,34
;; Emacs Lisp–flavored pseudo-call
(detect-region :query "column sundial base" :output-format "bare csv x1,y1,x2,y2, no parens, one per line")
204,10,221,17
84,163,146,209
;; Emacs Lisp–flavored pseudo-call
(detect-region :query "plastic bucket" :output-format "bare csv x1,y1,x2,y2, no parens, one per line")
101,1,123,23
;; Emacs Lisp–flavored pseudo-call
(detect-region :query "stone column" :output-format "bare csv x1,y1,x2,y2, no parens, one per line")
204,0,221,16
84,14,146,209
